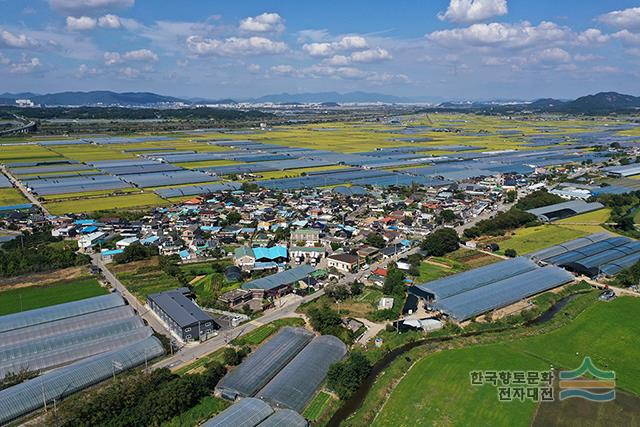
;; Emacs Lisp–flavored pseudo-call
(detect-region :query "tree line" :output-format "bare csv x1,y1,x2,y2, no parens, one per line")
0,230,90,277
51,362,226,427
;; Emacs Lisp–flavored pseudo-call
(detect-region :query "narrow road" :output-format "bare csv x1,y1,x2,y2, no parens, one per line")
89,254,172,337
0,165,50,216
153,246,417,371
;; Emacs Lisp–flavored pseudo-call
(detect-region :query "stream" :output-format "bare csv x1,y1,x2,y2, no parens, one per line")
327,293,580,426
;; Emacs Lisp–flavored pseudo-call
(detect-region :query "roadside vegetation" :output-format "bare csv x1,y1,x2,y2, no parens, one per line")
0,230,90,278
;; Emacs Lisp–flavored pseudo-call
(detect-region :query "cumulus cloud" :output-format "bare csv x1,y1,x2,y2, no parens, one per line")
247,63,261,73
49,0,134,14
66,16,97,31
186,36,287,56
76,63,101,77
9,56,42,74
324,48,392,66
303,35,368,57
428,21,572,49
598,7,640,31
438,0,508,24
269,63,408,83
576,28,610,45
240,13,285,33
104,48,158,64
0,28,39,48
98,14,121,28
351,48,392,63
118,66,141,79
529,47,571,64
612,30,640,45
67,14,125,30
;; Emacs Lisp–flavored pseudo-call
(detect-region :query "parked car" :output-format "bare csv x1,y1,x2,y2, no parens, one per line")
599,289,616,301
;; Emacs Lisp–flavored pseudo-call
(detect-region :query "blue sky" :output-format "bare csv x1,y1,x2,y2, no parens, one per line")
1,0,639,100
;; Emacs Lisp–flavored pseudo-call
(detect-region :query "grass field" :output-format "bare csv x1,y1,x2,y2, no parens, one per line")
0,277,107,315
46,192,167,214
371,297,640,427
495,225,589,255
491,208,613,255
161,395,229,427
112,257,181,302
230,317,306,346
303,391,333,420
0,188,27,206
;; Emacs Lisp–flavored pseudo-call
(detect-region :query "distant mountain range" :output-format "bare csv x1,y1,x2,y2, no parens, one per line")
0,90,638,113
0,91,182,106
436,92,640,114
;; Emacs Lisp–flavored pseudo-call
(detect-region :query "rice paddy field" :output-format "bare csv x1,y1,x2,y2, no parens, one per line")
488,209,612,256
368,296,640,427
1,114,636,213
0,188,27,206
0,277,107,315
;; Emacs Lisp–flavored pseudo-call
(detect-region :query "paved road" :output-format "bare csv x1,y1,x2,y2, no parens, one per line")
0,165,50,216
90,254,172,337
153,246,417,371
153,287,326,370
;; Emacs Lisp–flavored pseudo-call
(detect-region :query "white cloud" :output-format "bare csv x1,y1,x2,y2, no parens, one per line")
576,28,610,45
247,63,261,73
104,48,158,64
9,56,42,74
98,14,121,28
303,35,368,57
0,29,38,48
428,21,572,49
598,7,640,31
66,16,97,31
240,13,285,33
351,48,392,63
612,30,640,45
438,0,508,24
529,47,571,64
270,64,295,75
118,66,141,79
269,63,409,83
76,63,101,77
186,36,287,56
324,48,392,66
49,0,134,14
123,48,158,61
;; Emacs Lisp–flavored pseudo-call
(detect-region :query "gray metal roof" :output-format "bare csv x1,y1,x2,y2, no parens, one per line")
603,163,640,177
257,409,308,427
528,232,612,261
202,398,273,427
216,327,314,399
0,336,164,425
242,265,315,291
147,289,212,328
434,266,575,321
526,200,604,221
256,335,347,412
415,257,539,300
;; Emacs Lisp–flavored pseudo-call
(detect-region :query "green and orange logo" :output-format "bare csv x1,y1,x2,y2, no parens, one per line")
559,357,615,402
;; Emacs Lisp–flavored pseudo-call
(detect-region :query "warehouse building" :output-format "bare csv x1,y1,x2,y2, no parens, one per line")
241,265,315,296
526,199,604,222
603,164,640,178
530,233,640,277
409,257,574,321
147,288,218,342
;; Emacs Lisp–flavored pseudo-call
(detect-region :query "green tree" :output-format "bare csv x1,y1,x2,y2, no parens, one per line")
421,228,460,256
365,233,386,249
327,352,372,400
504,248,517,257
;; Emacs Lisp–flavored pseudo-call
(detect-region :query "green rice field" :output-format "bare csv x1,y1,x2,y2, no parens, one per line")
0,277,107,315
